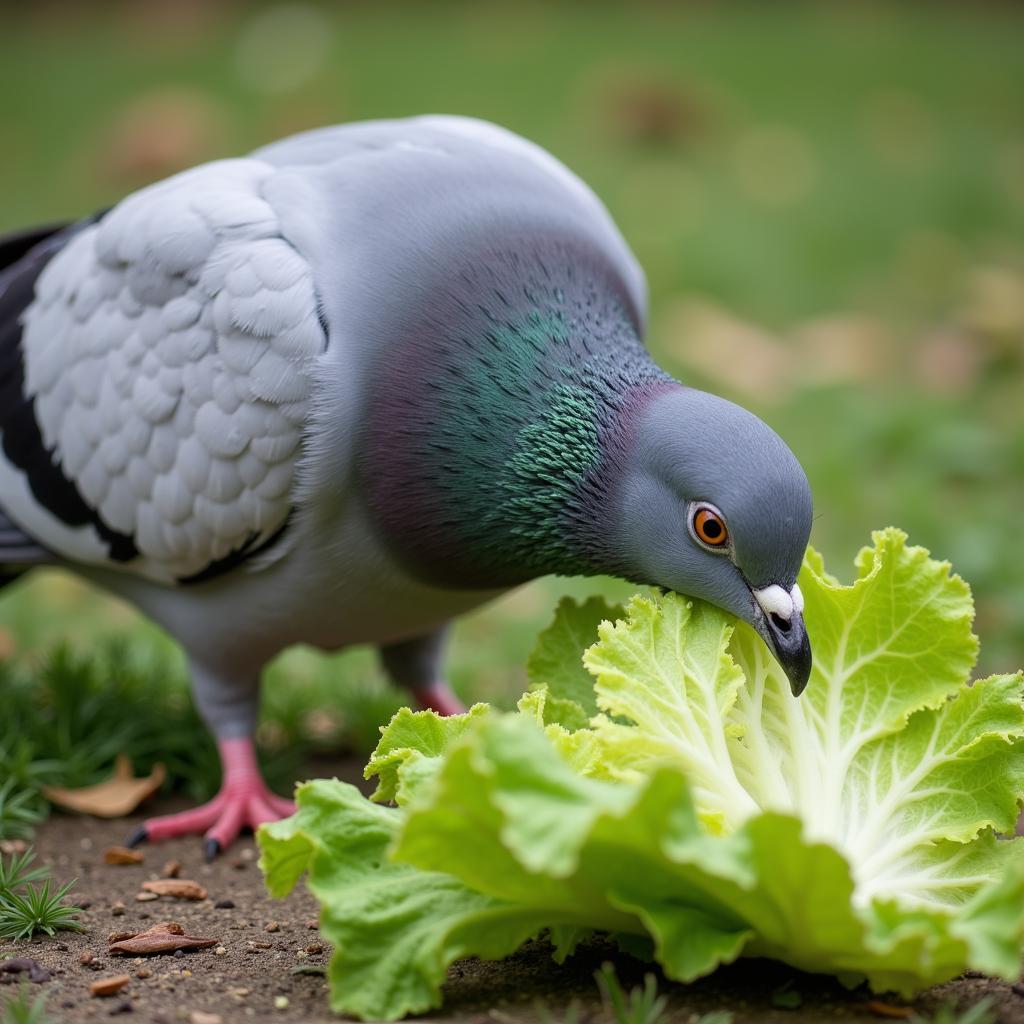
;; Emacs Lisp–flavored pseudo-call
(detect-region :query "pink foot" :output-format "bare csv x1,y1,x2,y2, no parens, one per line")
128,738,295,860
412,682,466,717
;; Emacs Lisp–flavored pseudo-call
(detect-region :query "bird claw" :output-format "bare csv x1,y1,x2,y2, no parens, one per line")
125,825,148,849
128,776,295,857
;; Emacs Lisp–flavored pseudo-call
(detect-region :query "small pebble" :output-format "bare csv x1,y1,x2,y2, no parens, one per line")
189,1013,223,1024
214,899,235,910
135,892,159,902
163,860,182,879
109,1000,132,1015
174,950,185,959
80,951,95,966
274,996,289,1010
230,858,246,871
214,947,227,957
264,922,279,933
305,920,318,930
111,901,126,917
305,943,324,955
135,969,151,979
91,974,131,998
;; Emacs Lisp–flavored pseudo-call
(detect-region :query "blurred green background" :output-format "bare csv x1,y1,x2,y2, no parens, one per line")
1,0,1022,752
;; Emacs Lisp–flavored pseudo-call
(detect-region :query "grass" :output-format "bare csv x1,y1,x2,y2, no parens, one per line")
0,1,1020,797
0,849,48,893
0,781,46,844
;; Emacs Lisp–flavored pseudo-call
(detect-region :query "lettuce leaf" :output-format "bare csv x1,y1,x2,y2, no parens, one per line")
260,528,1024,1020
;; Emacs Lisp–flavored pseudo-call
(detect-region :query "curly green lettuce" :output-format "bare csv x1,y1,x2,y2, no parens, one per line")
260,528,1024,1020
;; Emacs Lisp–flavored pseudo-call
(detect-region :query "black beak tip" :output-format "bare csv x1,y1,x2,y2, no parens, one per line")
781,630,812,697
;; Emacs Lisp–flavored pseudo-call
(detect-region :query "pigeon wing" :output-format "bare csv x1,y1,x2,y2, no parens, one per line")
0,159,325,584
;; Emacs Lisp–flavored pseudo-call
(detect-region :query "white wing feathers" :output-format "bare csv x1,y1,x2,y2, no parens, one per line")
19,159,324,582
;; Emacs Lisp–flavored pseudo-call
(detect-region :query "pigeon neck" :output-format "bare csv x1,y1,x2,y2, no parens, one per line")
362,282,675,589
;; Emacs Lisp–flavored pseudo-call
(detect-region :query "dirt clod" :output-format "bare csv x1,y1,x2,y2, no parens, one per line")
141,879,208,901
111,900,126,916
214,899,235,909
91,974,131,997
0,957,51,983
264,921,279,933
162,860,182,878
79,952,95,966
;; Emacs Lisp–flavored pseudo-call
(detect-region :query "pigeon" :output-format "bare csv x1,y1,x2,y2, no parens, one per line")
0,116,812,856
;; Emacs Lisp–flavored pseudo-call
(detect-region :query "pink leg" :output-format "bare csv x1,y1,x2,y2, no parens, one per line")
411,682,466,717
128,737,295,860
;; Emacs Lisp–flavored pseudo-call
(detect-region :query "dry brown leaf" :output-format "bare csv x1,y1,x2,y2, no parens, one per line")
109,922,217,956
42,755,165,818
91,974,131,997
141,879,207,901
104,845,145,866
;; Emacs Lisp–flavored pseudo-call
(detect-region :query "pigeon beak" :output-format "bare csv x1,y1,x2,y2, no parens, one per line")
751,583,812,697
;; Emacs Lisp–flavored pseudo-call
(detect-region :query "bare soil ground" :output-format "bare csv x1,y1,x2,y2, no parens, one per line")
4,758,1024,1024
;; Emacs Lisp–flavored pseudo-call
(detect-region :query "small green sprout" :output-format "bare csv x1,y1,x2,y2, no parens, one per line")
535,999,582,1024
0,848,82,942
912,999,996,1024
0,983,52,1024
595,963,669,1024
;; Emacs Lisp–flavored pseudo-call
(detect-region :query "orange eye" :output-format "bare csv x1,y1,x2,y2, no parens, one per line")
691,504,729,549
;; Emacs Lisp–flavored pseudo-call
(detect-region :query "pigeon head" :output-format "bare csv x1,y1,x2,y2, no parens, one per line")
610,386,813,695
361,241,813,693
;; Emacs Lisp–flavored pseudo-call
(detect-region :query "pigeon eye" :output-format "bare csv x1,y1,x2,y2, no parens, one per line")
690,503,730,551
